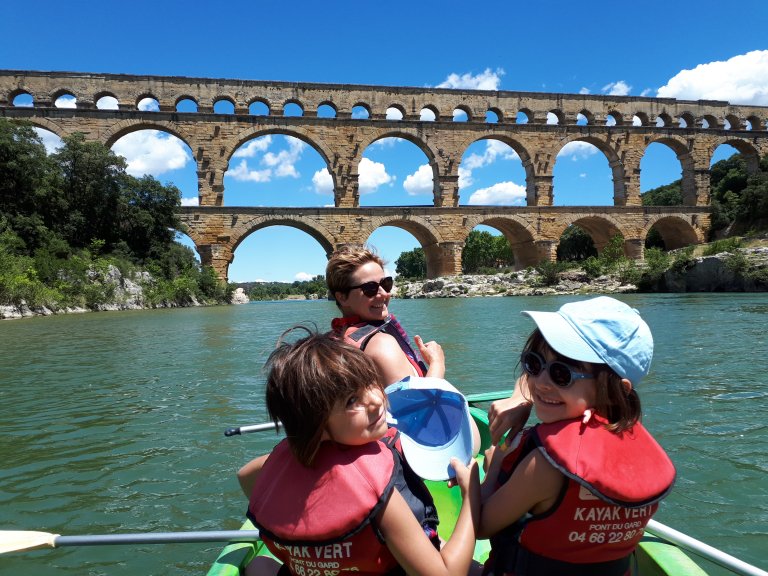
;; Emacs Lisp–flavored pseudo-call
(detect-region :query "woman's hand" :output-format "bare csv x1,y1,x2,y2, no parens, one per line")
414,335,445,378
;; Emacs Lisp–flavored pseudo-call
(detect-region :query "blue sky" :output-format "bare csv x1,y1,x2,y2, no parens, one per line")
3,0,768,282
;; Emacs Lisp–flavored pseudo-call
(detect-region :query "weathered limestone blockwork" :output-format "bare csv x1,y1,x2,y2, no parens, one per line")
0,70,760,279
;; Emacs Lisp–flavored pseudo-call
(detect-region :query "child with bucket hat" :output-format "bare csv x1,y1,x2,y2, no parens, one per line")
239,327,481,576
479,296,675,576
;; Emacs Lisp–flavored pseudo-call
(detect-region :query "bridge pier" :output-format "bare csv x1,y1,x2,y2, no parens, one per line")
197,243,233,281
424,242,463,278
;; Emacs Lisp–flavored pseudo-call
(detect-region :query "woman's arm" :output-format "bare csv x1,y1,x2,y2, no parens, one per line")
379,458,480,576
237,453,270,498
365,332,423,386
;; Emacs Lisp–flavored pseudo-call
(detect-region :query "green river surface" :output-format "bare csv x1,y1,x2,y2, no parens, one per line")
1,294,766,575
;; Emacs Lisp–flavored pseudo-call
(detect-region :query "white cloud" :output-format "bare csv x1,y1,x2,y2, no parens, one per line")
112,130,191,177
602,81,631,96
233,137,273,158
138,98,159,111
295,272,315,281
403,164,433,196
96,96,119,110
369,137,398,149
55,95,76,108
262,137,305,178
181,196,199,206
33,128,64,154
640,88,652,97
579,87,590,95
358,157,393,194
546,112,559,125
420,108,436,121
467,181,526,205
657,50,768,105
558,141,599,161
386,107,403,120
459,140,519,189
227,159,272,182
437,68,505,90
312,168,334,194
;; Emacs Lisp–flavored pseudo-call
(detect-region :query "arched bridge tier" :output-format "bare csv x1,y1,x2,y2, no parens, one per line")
2,70,763,279
178,206,711,280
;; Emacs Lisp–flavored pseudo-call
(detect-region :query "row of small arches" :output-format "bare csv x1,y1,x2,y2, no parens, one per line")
8,90,766,131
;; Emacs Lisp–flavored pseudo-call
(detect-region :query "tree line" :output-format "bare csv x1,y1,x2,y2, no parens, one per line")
0,119,231,310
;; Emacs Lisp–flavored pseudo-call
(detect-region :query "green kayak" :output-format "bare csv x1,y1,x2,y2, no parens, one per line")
208,402,707,576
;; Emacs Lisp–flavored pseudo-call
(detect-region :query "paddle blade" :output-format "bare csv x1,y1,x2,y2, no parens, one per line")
0,531,58,554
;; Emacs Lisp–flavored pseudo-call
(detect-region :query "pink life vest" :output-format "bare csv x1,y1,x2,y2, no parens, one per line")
486,416,675,576
331,314,427,378
248,428,438,576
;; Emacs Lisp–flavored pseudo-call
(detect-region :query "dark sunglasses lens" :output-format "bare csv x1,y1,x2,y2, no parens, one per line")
549,362,573,387
522,352,542,376
381,277,394,292
360,282,379,297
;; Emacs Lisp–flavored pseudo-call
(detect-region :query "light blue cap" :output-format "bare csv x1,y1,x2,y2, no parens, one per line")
385,376,473,481
521,296,653,385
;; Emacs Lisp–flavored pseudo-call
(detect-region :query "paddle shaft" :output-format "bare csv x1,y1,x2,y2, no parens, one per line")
223,390,513,436
53,530,262,547
646,520,768,576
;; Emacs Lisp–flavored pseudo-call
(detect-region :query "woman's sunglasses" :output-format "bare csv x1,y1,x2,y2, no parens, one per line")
520,351,594,388
347,276,394,297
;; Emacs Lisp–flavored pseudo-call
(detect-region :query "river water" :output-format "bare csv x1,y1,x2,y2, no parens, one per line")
1,294,766,575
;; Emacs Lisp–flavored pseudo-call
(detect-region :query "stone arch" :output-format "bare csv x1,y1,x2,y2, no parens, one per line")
101,119,195,150
213,94,236,109
678,112,695,128
725,114,742,130
518,108,534,124
548,109,565,125
19,117,69,139
229,214,336,255
420,104,440,121
656,112,673,127
746,115,763,131
644,215,703,249
453,105,472,122
487,106,503,123
554,134,624,204
282,99,304,116
352,102,372,118
634,111,651,126
362,215,445,278
387,103,406,119
553,214,626,255
227,125,334,170
579,109,595,125
642,134,696,204
247,97,272,115
606,110,625,126
462,215,539,269
317,100,337,117
135,92,160,109
701,114,720,129
709,137,761,174
175,94,198,108
93,90,119,106
51,88,79,107
7,87,32,104
457,134,535,205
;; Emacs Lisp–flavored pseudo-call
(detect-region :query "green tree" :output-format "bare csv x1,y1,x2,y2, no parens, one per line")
462,230,514,273
557,225,597,261
396,247,426,279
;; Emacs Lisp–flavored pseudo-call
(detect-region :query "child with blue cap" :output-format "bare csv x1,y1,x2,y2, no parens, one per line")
479,296,675,576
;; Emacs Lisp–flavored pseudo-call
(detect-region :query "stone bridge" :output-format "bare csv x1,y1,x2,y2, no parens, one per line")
2,70,767,279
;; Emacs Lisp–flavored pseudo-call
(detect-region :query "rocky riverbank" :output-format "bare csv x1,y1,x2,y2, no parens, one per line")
395,247,768,299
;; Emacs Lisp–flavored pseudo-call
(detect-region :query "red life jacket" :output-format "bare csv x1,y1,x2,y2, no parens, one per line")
330,314,427,378
486,416,675,576
248,428,438,576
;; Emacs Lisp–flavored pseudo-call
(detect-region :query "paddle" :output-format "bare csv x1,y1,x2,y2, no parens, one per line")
645,520,768,576
224,389,513,436
0,529,261,554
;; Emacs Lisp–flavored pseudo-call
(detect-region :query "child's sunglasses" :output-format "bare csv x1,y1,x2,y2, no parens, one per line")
520,351,594,388
347,276,394,297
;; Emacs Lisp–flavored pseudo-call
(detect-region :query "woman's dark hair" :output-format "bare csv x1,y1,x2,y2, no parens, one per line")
520,329,641,433
264,326,382,466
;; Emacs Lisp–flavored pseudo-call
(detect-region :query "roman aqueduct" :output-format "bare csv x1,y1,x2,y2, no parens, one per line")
2,70,767,279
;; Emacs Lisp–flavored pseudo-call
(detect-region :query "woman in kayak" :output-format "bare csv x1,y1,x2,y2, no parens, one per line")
243,328,481,576
479,297,675,576
325,245,445,385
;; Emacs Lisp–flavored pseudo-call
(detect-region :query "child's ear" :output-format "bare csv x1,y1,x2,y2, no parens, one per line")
621,378,633,395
